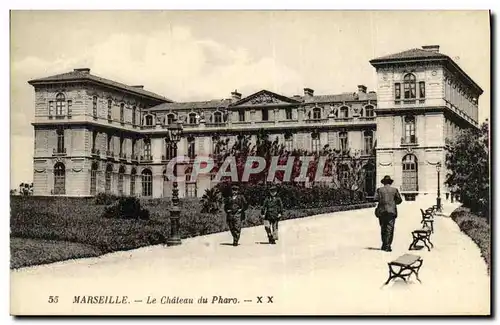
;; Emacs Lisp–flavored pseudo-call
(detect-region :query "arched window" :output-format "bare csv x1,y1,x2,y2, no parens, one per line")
145,114,153,126
167,113,176,125
188,113,197,125
118,166,125,195
363,131,374,155
56,93,66,116
403,116,416,144
105,164,113,193
213,111,223,124
141,169,153,197
402,154,418,192
403,73,416,99
53,162,66,194
90,162,98,195
339,106,349,118
364,105,374,117
130,168,137,196
312,107,321,119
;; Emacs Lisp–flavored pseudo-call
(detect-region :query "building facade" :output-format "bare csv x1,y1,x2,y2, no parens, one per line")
28,45,482,199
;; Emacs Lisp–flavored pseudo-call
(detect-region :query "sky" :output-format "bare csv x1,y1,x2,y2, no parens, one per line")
10,10,490,187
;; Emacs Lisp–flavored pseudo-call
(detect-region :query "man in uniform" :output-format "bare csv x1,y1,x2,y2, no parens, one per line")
224,184,248,246
374,175,403,252
261,185,284,244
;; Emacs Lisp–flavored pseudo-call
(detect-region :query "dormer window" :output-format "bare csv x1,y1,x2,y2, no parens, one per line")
189,113,197,125
312,107,321,119
339,106,349,118
92,96,98,118
120,103,125,123
214,111,223,124
145,115,154,126
166,113,176,125
238,108,245,122
364,105,374,117
285,107,293,120
403,73,416,99
262,108,269,121
107,99,112,120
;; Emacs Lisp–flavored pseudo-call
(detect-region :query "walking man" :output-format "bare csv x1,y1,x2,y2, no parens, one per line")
374,175,403,252
261,185,284,244
224,184,248,246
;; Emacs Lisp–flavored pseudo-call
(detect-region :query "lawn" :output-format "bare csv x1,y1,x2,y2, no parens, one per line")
10,195,375,269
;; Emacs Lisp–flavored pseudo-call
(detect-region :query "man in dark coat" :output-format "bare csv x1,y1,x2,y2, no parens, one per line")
261,185,284,244
374,175,403,252
224,184,248,246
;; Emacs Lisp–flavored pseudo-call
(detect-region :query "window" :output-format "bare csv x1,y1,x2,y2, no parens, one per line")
338,164,349,187
402,154,418,191
214,111,223,124
141,169,153,197
118,166,125,196
90,163,98,195
212,136,220,155
364,105,374,117
186,183,197,198
395,83,401,100
403,116,416,144
312,107,321,119
363,163,376,196
419,81,426,98
339,106,349,118
67,100,72,117
187,137,196,159
130,168,137,196
107,134,112,153
262,109,269,121
403,73,416,99
105,164,113,193
132,106,137,125
311,132,320,153
285,134,293,152
132,139,136,157
92,131,97,152
165,141,177,160
239,109,245,122
167,114,175,125
143,139,151,158
363,131,374,155
53,163,66,194
56,128,65,153
120,103,125,123
119,137,124,155
339,131,348,153
145,115,153,126
56,93,66,116
92,96,98,117
189,113,197,125
107,99,112,120
285,107,293,120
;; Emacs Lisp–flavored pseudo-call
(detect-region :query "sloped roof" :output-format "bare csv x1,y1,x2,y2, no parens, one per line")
147,99,232,111
370,48,449,62
28,69,173,102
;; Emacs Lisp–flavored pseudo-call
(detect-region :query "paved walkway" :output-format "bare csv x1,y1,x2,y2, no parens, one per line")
11,198,490,315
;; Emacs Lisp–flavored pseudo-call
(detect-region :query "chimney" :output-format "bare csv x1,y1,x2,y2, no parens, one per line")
131,85,144,89
304,88,314,97
422,45,440,53
74,68,90,74
231,89,242,101
357,85,367,93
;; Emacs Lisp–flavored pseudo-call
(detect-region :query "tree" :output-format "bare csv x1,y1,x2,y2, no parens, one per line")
445,122,489,218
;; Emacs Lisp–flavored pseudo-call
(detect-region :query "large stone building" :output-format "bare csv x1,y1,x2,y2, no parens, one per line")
28,45,482,199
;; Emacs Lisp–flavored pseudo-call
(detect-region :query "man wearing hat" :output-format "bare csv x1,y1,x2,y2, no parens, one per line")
374,175,403,252
260,185,284,244
223,184,248,246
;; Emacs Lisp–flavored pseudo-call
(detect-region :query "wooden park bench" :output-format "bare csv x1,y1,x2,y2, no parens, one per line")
409,229,434,251
384,254,423,285
420,209,434,233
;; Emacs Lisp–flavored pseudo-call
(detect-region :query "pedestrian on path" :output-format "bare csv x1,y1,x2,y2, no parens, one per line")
260,185,284,244
223,184,248,246
374,175,403,252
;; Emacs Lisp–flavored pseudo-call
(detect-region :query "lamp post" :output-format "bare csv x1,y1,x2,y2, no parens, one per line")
166,120,183,246
436,162,441,212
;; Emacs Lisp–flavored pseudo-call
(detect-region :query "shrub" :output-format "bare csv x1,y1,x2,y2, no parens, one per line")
200,188,223,214
94,192,119,205
102,197,150,220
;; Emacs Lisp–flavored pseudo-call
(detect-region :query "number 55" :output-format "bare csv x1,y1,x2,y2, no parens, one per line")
48,296,59,303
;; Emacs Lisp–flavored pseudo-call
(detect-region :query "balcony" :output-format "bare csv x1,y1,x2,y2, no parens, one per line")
105,150,115,159
401,137,419,146
141,125,155,130
119,152,127,161
52,148,67,156
130,154,139,163
91,148,100,157
140,155,153,163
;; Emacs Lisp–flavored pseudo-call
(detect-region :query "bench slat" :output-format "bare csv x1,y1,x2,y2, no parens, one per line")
390,254,421,266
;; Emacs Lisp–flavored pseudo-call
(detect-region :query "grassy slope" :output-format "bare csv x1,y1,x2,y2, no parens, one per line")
10,196,375,269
